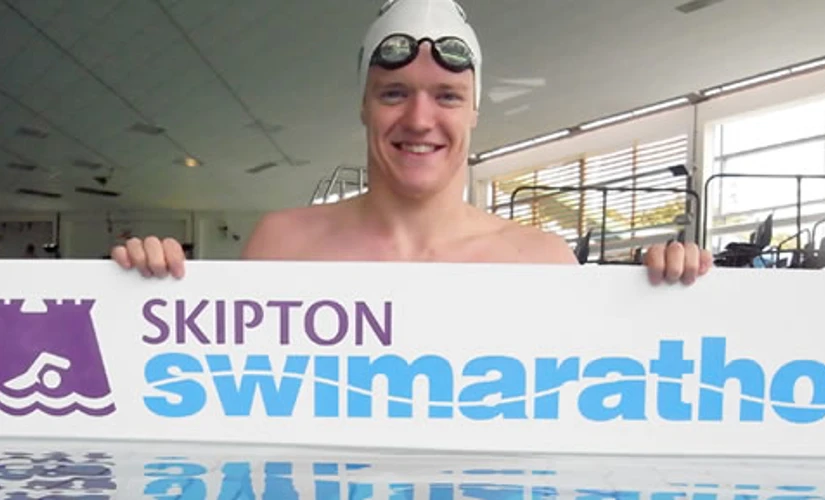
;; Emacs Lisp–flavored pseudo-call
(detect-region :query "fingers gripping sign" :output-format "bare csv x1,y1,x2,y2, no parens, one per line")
110,236,185,279
644,241,713,286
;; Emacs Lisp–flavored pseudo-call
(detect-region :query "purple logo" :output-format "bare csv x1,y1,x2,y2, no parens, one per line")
0,299,115,416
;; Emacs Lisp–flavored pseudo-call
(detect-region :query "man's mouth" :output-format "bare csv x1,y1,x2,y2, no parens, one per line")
393,142,444,154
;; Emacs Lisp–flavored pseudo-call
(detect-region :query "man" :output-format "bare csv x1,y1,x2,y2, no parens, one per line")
112,0,712,285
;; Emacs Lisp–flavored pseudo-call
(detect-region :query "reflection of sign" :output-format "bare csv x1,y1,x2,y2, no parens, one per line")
1,446,824,500
1,261,825,458
0,451,116,498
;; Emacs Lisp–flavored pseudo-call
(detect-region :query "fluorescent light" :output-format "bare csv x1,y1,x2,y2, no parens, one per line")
533,128,572,143
476,129,571,161
791,57,825,73
632,97,690,116
721,69,791,92
580,112,633,131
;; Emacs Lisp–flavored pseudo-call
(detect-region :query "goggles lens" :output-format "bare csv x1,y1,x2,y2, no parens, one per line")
370,34,474,73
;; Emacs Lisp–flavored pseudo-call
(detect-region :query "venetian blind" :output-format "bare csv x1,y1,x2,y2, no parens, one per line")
489,135,691,261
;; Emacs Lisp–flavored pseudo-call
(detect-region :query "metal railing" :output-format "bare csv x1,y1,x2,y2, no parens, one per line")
309,165,368,205
508,184,700,264
701,173,825,250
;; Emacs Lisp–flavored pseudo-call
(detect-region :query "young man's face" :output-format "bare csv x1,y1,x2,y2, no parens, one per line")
362,41,478,200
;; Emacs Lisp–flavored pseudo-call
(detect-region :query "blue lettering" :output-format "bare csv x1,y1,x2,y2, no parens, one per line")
770,360,825,423
650,340,693,420
534,357,579,419
347,355,453,418
207,354,308,416
141,337,825,425
699,337,764,421
578,357,646,421
459,356,527,420
315,355,340,417
144,353,206,417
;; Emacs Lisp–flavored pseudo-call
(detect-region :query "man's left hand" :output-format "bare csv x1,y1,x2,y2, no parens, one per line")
644,241,713,286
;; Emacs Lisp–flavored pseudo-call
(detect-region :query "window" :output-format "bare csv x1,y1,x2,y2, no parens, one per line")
488,135,691,262
706,96,825,253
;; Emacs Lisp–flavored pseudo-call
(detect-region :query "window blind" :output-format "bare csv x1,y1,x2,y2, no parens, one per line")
489,135,690,262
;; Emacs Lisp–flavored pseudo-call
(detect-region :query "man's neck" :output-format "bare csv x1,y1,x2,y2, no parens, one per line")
356,183,473,257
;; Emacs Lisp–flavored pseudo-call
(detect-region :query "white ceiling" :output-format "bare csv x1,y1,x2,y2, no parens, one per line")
1,0,824,213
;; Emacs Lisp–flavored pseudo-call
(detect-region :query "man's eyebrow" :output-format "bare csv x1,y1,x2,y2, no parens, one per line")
372,80,407,90
436,82,470,92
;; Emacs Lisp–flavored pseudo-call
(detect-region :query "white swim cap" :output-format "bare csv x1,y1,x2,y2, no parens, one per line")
358,0,483,109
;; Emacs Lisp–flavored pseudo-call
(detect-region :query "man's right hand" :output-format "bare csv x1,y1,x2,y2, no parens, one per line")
110,236,186,279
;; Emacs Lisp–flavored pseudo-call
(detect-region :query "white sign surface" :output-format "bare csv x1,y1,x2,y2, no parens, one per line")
0,260,821,457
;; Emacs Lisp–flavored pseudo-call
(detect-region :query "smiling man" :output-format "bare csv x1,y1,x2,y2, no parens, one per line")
112,0,711,285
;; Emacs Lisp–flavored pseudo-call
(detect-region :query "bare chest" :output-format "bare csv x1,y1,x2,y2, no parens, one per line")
292,233,529,263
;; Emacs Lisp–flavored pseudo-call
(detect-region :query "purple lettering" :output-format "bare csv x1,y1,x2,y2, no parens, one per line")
141,299,393,347
234,300,263,344
142,299,170,344
216,300,226,344
355,301,392,346
267,301,303,345
175,300,210,344
305,300,348,346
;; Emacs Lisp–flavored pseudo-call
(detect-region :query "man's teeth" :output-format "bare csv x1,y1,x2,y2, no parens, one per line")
400,143,437,153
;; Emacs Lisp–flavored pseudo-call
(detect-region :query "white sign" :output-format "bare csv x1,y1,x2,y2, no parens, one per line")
0,260,822,457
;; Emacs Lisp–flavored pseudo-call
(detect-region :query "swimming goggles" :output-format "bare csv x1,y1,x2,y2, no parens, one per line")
369,33,475,74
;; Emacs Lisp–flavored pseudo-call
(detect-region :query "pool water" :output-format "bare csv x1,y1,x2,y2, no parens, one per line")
1,438,822,499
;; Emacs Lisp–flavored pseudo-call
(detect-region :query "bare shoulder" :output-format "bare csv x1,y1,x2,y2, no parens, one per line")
242,203,338,259
476,209,578,264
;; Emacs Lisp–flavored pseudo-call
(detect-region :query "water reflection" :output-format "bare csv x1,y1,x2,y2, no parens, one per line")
1,442,823,500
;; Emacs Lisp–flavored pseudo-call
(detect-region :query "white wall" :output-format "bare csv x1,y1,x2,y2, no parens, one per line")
193,211,266,260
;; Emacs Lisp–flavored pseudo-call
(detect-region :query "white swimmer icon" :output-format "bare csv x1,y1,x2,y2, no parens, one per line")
3,352,71,391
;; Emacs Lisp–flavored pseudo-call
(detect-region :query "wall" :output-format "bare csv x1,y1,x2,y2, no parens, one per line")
0,210,266,260
193,211,266,260
0,219,55,259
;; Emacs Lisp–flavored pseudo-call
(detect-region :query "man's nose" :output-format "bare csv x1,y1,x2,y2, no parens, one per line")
401,92,436,131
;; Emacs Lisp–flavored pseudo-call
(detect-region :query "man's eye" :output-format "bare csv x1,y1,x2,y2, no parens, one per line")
440,93,463,103
381,89,405,100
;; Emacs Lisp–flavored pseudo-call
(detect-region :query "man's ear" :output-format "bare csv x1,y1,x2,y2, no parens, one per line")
470,109,479,129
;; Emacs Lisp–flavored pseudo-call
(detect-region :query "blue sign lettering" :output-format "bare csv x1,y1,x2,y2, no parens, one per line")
142,337,825,424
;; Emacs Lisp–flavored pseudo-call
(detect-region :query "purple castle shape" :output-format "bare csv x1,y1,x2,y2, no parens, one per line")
0,299,115,416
